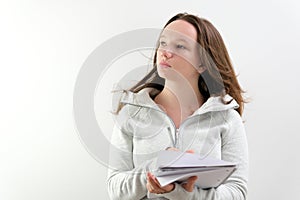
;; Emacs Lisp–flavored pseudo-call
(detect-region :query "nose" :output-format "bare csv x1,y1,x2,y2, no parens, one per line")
160,48,173,59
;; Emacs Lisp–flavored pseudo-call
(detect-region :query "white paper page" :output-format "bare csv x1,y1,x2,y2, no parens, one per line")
157,150,236,169
156,166,236,188
155,166,219,177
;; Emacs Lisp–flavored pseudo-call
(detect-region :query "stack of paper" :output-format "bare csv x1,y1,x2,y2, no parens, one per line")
153,150,236,189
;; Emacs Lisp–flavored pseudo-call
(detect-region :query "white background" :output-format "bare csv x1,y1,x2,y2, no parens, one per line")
1,0,300,199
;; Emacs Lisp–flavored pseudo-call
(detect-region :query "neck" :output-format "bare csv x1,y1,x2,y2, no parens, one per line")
156,76,204,116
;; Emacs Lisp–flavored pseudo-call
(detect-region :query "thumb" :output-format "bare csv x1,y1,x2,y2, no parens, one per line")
182,176,198,192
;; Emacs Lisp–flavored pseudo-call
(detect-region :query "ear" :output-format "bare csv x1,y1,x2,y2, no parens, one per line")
197,66,206,74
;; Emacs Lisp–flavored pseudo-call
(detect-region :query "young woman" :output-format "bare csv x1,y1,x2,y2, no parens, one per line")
107,13,248,200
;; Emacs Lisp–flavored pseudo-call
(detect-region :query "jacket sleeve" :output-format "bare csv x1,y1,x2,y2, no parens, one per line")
160,110,249,200
106,123,157,200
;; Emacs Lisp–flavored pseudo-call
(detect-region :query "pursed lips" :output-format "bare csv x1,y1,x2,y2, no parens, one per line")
159,61,171,68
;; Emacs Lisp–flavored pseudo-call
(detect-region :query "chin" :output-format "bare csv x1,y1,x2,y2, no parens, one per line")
157,70,168,79
158,71,180,82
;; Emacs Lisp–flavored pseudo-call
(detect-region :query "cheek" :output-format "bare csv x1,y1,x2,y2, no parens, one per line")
178,51,200,67
188,53,201,68
177,56,199,73
156,50,163,63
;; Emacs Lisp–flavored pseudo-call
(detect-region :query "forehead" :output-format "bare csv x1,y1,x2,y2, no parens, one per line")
162,19,198,41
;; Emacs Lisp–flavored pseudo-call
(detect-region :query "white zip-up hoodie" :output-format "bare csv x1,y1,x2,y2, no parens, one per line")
107,88,248,200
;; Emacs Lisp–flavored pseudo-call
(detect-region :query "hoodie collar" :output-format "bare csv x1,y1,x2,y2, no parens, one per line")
120,88,160,109
120,88,239,115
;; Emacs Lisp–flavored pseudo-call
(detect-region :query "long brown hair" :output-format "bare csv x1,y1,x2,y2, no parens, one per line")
128,13,246,116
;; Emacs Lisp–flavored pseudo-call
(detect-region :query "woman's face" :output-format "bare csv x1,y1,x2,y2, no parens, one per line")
156,19,202,81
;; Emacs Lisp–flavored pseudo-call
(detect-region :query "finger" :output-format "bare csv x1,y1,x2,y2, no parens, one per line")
151,173,175,192
151,174,163,187
147,173,156,188
147,173,175,193
162,183,175,192
147,172,152,180
182,176,198,192
166,147,180,151
146,182,154,192
148,174,160,189
147,173,164,192
147,175,157,193
185,149,195,154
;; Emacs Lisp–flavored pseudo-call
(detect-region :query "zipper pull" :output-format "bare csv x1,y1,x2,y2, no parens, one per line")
175,128,179,148
167,127,176,147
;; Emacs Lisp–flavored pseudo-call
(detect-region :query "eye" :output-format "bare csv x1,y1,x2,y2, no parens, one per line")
176,44,186,49
159,41,167,47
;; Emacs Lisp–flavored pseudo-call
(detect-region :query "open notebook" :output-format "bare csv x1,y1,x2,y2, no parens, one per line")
153,150,236,188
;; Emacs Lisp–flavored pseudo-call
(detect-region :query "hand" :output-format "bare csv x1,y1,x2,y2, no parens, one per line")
181,176,198,192
146,172,175,194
